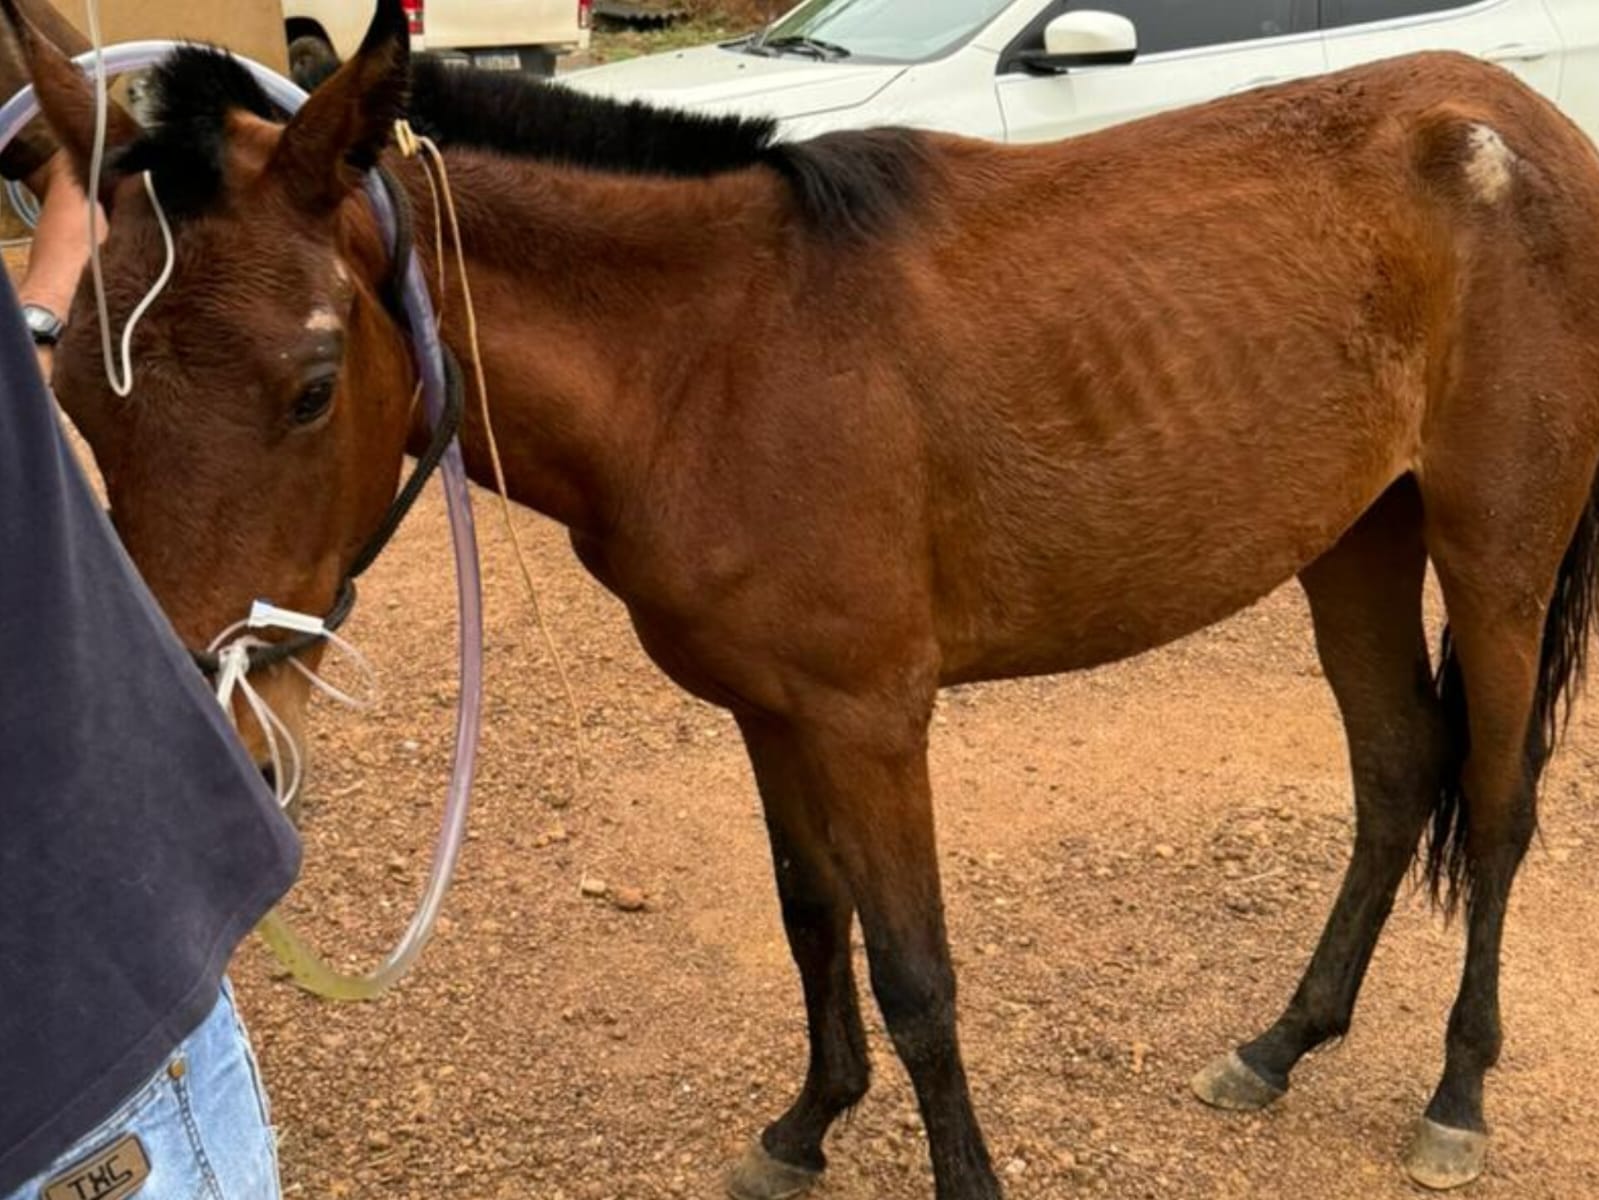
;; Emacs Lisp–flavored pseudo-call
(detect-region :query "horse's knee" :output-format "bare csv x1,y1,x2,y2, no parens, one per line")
868,953,957,1063
779,888,846,936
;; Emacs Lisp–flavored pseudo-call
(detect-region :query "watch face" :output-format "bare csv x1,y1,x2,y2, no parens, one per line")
22,304,62,345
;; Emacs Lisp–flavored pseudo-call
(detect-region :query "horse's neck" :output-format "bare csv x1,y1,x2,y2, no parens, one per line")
399,151,783,534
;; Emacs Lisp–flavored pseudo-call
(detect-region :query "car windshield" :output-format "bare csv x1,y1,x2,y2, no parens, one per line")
750,0,1016,63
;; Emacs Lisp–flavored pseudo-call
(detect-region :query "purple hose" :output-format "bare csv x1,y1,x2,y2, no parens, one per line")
0,43,484,999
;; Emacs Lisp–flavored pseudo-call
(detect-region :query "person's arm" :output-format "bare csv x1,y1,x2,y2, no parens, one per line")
0,4,95,379
14,149,92,378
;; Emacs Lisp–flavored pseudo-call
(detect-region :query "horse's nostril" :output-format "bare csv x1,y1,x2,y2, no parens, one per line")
259,763,278,793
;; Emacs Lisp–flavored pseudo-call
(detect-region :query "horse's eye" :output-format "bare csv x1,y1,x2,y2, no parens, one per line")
292,376,337,426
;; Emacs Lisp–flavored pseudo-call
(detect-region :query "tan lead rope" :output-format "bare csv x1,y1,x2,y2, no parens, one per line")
395,120,589,792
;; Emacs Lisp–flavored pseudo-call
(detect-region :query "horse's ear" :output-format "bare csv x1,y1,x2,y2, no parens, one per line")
271,0,410,213
9,0,88,56
0,0,141,187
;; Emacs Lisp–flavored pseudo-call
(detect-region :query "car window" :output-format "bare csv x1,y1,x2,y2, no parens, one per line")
755,0,1018,62
1071,1,1299,54
1322,0,1476,29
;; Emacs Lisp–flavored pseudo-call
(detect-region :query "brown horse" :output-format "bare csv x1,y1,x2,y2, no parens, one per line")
10,0,1599,1193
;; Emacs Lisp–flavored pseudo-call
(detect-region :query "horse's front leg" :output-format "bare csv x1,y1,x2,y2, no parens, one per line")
727,715,871,1200
786,700,1000,1200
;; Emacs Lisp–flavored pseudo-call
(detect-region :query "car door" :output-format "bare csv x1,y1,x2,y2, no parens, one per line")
994,0,1324,144
1321,0,1562,105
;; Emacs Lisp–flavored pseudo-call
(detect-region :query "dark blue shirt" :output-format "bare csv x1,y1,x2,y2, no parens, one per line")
0,273,299,1192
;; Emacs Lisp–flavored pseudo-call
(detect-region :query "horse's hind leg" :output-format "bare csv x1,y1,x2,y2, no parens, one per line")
1400,471,1595,1189
1392,556,1544,1189
1194,479,1448,1107
727,716,871,1200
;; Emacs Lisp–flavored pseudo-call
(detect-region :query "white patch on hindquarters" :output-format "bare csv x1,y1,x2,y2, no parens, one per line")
1464,124,1516,204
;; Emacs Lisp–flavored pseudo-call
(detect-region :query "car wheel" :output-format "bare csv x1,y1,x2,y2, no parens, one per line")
288,34,341,92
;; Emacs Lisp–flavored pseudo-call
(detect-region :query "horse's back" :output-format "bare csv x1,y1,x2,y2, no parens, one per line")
895,53,1599,682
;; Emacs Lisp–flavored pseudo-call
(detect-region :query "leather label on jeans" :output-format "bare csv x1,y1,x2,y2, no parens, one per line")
40,1134,149,1200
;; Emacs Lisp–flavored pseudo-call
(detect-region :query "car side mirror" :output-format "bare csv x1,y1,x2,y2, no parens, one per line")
1017,11,1138,75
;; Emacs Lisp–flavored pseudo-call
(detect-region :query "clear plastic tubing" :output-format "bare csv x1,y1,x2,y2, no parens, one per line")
0,43,485,1001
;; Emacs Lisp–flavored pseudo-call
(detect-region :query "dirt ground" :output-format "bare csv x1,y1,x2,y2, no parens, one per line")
217,474,1599,1200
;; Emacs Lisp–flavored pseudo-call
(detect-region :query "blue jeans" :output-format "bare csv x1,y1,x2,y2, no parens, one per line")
3,980,280,1200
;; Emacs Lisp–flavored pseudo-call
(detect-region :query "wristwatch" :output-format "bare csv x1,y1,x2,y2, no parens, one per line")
20,303,64,347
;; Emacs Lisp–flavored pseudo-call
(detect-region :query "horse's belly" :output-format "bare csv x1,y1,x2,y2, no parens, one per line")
932,417,1413,684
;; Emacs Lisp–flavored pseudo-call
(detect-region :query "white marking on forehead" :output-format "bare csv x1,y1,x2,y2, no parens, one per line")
1464,123,1516,204
305,305,342,334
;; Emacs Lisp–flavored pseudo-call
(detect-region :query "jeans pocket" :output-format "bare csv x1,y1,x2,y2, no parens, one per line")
220,979,274,1131
196,984,281,1199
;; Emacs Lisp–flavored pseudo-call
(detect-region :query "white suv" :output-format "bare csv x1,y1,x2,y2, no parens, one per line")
565,0,1599,146
284,0,592,82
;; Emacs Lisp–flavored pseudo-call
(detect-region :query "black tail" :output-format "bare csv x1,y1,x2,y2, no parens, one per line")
1426,477,1599,907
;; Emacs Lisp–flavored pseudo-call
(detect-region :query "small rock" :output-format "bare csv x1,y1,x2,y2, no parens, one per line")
580,876,608,898
1003,1158,1028,1178
1153,844,1176,860
612,886,648,912
1130,1041,1152,1074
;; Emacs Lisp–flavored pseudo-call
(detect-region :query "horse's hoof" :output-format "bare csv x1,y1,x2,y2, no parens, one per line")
726,1142,822,1200
1405,1119,1488,1190
1190,1050,1285,1112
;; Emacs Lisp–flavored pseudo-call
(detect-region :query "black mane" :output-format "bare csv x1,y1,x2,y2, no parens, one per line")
120,46,929,237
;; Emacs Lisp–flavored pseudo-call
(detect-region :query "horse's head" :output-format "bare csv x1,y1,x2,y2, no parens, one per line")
7,0,419,770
